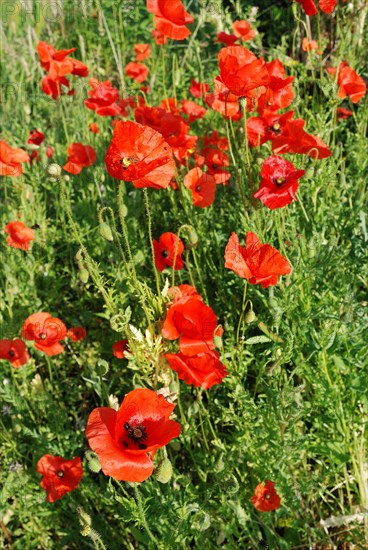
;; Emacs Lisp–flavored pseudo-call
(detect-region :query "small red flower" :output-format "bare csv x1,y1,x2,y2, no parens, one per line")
21,312,67,356
37,41,88,78
205,77,242,120
166,350,226,389
217,32,238,46
328,62,366,104
4,221,35,250
113,340,129,359
134,43,151,61
89,123,99,134
254,156,305,209
225,232,291,288
0,339,30,368
181,100,207,123
27,129,45,146
0,140,30,177
125,62,149,83
84,79,121,116
295,0,337,15
302,38,319,52
184,167,217,208
67,327,87,342
41,75,74,99
86,388,181,482
337,107,353,120
152,29,169,45
251,480,281,512
153,232,184,272
218,46,270,98
147,0,194,41
105,120,175,189
162,294,218,356
272,118,331,159
63,143,96,174
232,20,256,41
46,145,55,159
36,454,83,503
256,60,294,114
189,79,209,99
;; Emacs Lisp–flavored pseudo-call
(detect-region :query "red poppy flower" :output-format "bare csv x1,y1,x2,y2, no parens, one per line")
27,129,45,146
251,480,281,512
272,118,331,159
41,75,74,100
166,350,226,389
113,340,129,359
203,131,229,151
218,46,270,98
84,79,121,116
328,62,366,104
37,41,88,78
256,60,294,114
225,232,291,288
67,327,87,342
189,79,209,99
147,0,194,41
134,43,151,61
105,120,175,189
89,123,99,133
184,167,217,208
337,107,353,120
181,100,207,123
153,232,184,272
4,221,35,250
233,20,256,41
0,140,30,177
217,32,238,46
247,110,294,148
152,29,169,45
46,145,55,158
36,454,83,503
302,38,319,52
162,294,217,356
125,62,149,83
21,312,67,356
63,143,96,175
0,339,30,368
254,156,305,209
86,388,181,482
295,0,337,15
319,0,337,13
205,77,242,120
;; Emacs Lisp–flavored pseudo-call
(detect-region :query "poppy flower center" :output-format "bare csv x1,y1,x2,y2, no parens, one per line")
57,470,64,478
122,422,148,450
195,185,201,192
211,164,218,170
161,249,169,259
120,156,137,169
265,492,271,500
8,350,15,357
274,177,286,186
271,123,281,134
40,333,47,340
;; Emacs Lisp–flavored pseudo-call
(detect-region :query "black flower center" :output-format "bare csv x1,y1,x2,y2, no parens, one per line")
8,350,15,357
40,333,47,340
271,123,281,135
57,470,64,478
122,422,148,450
274,177,286,186
161,250,169,258
195,185,201,192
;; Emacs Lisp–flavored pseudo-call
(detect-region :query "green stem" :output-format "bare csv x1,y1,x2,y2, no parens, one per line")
133,484,160,546
143,188,161,296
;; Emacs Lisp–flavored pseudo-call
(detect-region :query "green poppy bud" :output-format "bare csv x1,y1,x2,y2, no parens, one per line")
47,163,62,178
99,222,113,241
79,269,89,283
245,310,256,323
155,457,173,484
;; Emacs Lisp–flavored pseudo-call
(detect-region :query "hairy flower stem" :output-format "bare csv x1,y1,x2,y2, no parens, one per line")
143,188,162,297
133,484,160,546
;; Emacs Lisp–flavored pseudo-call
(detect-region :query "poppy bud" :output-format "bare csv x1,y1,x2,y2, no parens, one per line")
245,310,256,323
79,269,89,283
78,507,92,536
99,222,113,241
304,167,314,179
214,453,225,473
47,163,62,178
185,227,199,250
86,451,102,473
154,457,173,484
339,173,346,186
238,96,247,110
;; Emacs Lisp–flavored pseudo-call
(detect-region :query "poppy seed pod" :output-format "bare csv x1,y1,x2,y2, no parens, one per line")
155,457,173,483
245,310,256,323
99,222,113,241
184,227,199,250
47,163,62,178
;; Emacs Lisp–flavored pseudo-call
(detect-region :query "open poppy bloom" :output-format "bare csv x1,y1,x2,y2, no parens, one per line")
86,388,181,482
247,110,294,148
37,41,88,78
113,340,129,359
271,118,331,159
153,232,184,272
4,221,35,250
162,294,218,356
166,350,226,389
189,79,209,99
218,46,269,98
225,232,291,288
256,60,294,114
63,143,96,174
181,100,207,123
0,339,30,368
0,140,30,177
27,129,45,146
251,481,281,512
233,20,256,41
125,62,149,83
105,120,175,189
205,77,242,121
84,79,121,116
254,156,305,209
21,312,67,356
41,75,74,100
302,38,320,53
134,44,151,61
184,167,217,207
327,62,366,104
89,123,99,133
67,327,87,342
147,0,194,41
36,454,83,503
